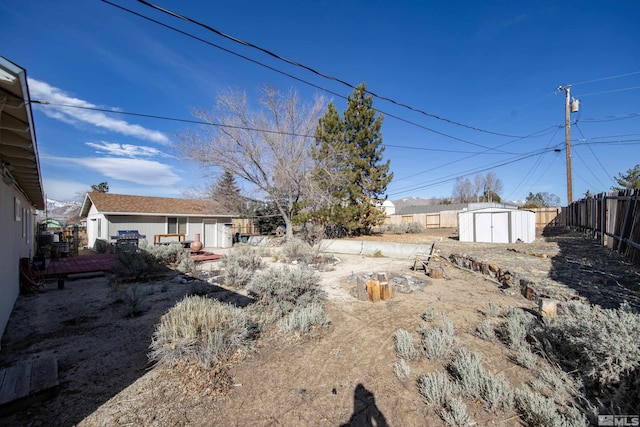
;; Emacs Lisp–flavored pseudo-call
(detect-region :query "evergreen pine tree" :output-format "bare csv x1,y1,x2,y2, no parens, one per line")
613,164,640,191
312,83,393,235
210,170,244,214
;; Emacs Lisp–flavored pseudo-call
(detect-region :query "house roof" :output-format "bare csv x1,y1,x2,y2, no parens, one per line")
0,57,45,209
80,192,237,218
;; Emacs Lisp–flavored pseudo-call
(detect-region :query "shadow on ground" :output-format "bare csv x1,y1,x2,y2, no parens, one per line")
543,226,640,310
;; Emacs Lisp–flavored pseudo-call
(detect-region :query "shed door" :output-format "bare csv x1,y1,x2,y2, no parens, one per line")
491,212,510,243
474,212,510,243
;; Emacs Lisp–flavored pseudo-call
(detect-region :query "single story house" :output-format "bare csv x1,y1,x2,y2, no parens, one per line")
80,192,238,249
0,57,46,346
459,207,536,243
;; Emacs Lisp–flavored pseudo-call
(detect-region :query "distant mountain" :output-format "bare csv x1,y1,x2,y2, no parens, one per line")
39,198,82,221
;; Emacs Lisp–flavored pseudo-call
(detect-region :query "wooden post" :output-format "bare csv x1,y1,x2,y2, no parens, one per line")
367,279,380,302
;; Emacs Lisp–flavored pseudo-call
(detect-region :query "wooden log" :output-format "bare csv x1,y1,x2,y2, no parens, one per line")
367,279,380,302
379,279,395,301
428,267,444,279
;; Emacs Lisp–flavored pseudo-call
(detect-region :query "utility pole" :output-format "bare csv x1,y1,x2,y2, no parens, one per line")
558,84,576,205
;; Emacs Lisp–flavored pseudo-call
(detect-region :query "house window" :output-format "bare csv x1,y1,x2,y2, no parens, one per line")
168,217,187,234
97,218,102,238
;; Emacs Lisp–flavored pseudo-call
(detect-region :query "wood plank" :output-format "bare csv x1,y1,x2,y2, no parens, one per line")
30,357,58,392
0,363,30,406
0,357,58,417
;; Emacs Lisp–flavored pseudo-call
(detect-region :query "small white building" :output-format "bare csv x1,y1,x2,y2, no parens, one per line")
80,193,237,249
459,207,536,243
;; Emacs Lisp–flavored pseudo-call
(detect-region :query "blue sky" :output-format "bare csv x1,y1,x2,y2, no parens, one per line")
1,0,639,204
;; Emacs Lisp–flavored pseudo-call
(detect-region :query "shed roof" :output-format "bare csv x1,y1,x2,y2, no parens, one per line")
80,192,236,218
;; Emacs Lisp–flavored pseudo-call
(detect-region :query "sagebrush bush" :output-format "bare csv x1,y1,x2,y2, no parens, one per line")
448,349,514,412
485,301,500,317
148,295,253,369
515,387,586,427
406,222,425,234
110,249,162,282
418,371,456,406
249,265,326,318
121,284,152,316
439,396,475,427
475,320,496,341
277,303,330,335
281,238,313,263
499,308,533,349
394,329,419,360
420,315,457,360
221,246,264,287
393,359,411,380
534,301,640,387
141,242,192,270
514,345,537,369
421,307,437,322
381,224,407,234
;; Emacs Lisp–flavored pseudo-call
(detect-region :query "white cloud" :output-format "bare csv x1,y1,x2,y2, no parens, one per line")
85,141,173,158
43,155,181,186
28,79,170,145
43,178,91,202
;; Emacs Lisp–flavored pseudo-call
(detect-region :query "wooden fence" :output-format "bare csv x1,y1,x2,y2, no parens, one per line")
559,189,640,264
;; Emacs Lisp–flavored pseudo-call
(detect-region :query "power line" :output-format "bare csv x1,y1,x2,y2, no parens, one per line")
33,100,516,155
581,112,640,122
574,123,615,186
572,70,640,86
131,0,528,138
99,0,515,153
388,146,561,197
579,85,640,97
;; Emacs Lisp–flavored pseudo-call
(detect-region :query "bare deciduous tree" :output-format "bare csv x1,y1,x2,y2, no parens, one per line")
178,86,325,240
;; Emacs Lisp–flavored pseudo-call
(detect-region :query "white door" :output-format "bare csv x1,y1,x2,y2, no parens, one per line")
491,212,510,243
474,213,493,242
204,221,217,248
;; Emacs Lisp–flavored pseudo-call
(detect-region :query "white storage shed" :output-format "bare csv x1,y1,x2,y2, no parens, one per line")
458,207,536,243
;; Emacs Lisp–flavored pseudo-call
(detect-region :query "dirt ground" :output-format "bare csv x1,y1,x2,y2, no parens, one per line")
1,227,639,426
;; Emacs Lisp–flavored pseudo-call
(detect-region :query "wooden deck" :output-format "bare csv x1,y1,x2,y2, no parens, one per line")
0,357,59,416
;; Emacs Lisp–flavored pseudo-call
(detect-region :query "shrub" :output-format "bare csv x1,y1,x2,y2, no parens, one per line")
448,349,514,412
249,265,326,318
110,249,162,282
439,396,475,427
277,303,330,335
485,301,500,317
148,296,253,369
394,329,419,360
281,238,313,263
421,307,437,322
475,320,496,341
534,301,640,387
499,308,533,349
406,222,425,234
142,242,192,270
372,249,384,258
515,387,586,427
394,359,411,380
514,345,537,369
421,327,456,360
221,246,264,287
420,314,457,360
418,371,456,406
121,284,153,316
381,224,407,234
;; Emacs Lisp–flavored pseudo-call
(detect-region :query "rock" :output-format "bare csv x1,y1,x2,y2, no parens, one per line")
539,298,557,317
